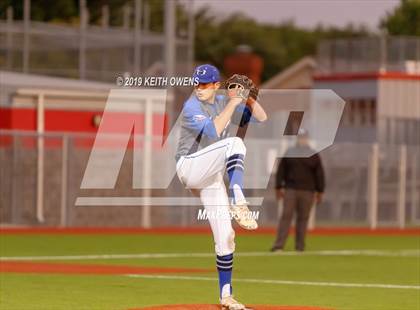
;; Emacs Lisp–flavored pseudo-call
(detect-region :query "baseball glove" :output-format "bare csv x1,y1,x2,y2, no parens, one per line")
223,74,259,102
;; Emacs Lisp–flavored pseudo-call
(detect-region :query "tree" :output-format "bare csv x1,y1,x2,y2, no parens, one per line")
380,0,420,36
0,0,78,23
0,0,371,82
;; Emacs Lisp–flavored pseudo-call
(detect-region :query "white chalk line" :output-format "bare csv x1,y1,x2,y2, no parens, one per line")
1,250,418,291
0,249,419,261
126,274,420,290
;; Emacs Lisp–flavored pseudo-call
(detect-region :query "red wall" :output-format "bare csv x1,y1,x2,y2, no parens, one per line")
0,107,168,149
0,107,167,135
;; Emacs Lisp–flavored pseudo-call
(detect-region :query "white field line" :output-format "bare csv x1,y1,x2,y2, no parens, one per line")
126,274,420,291
0,249,419,261
75,197,264,206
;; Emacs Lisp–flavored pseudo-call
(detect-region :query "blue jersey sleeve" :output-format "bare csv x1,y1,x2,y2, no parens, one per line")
231,103,259,127
183,100,218,139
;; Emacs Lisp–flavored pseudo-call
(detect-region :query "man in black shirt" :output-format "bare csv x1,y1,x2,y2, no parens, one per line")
271,129,325,252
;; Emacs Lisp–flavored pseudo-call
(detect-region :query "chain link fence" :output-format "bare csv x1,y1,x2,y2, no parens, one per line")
317,36,420,74
1,130,419,228
0,20,191,82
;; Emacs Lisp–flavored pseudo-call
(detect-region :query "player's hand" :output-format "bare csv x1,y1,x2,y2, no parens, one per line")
314,192,323,204
276,189,285,201
228,95,244,107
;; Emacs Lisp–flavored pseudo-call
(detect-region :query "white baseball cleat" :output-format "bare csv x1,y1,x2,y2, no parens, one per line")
220,295,246,310
229,202,258,230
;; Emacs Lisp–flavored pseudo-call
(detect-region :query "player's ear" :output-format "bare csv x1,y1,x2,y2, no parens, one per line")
214,82,221,89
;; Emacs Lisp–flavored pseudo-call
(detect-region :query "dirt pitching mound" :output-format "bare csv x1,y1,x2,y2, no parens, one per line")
131,305,334,310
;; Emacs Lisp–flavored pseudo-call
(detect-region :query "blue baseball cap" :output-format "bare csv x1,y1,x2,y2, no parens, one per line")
192,64,220,83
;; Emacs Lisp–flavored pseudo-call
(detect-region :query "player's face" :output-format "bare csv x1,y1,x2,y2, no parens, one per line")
195,82,220,102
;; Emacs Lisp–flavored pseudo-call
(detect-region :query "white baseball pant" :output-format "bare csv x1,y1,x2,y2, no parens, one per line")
176,137,246,256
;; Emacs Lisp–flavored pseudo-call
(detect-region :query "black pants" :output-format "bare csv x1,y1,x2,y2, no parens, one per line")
273,189,314,251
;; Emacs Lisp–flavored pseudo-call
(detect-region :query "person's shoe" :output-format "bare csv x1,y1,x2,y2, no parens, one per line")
270,247,283,253
229,202,258,230
220,295,246,310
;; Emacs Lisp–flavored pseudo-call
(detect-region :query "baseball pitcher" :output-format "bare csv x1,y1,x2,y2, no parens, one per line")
175,64,267,309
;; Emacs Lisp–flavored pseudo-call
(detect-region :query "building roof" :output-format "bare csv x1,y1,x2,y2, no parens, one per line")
261,56,316,89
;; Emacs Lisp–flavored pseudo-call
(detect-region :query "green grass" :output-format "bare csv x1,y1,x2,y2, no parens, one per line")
0,233,419,310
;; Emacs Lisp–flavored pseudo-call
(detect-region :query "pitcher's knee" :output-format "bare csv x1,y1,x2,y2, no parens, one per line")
226,137,246,157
